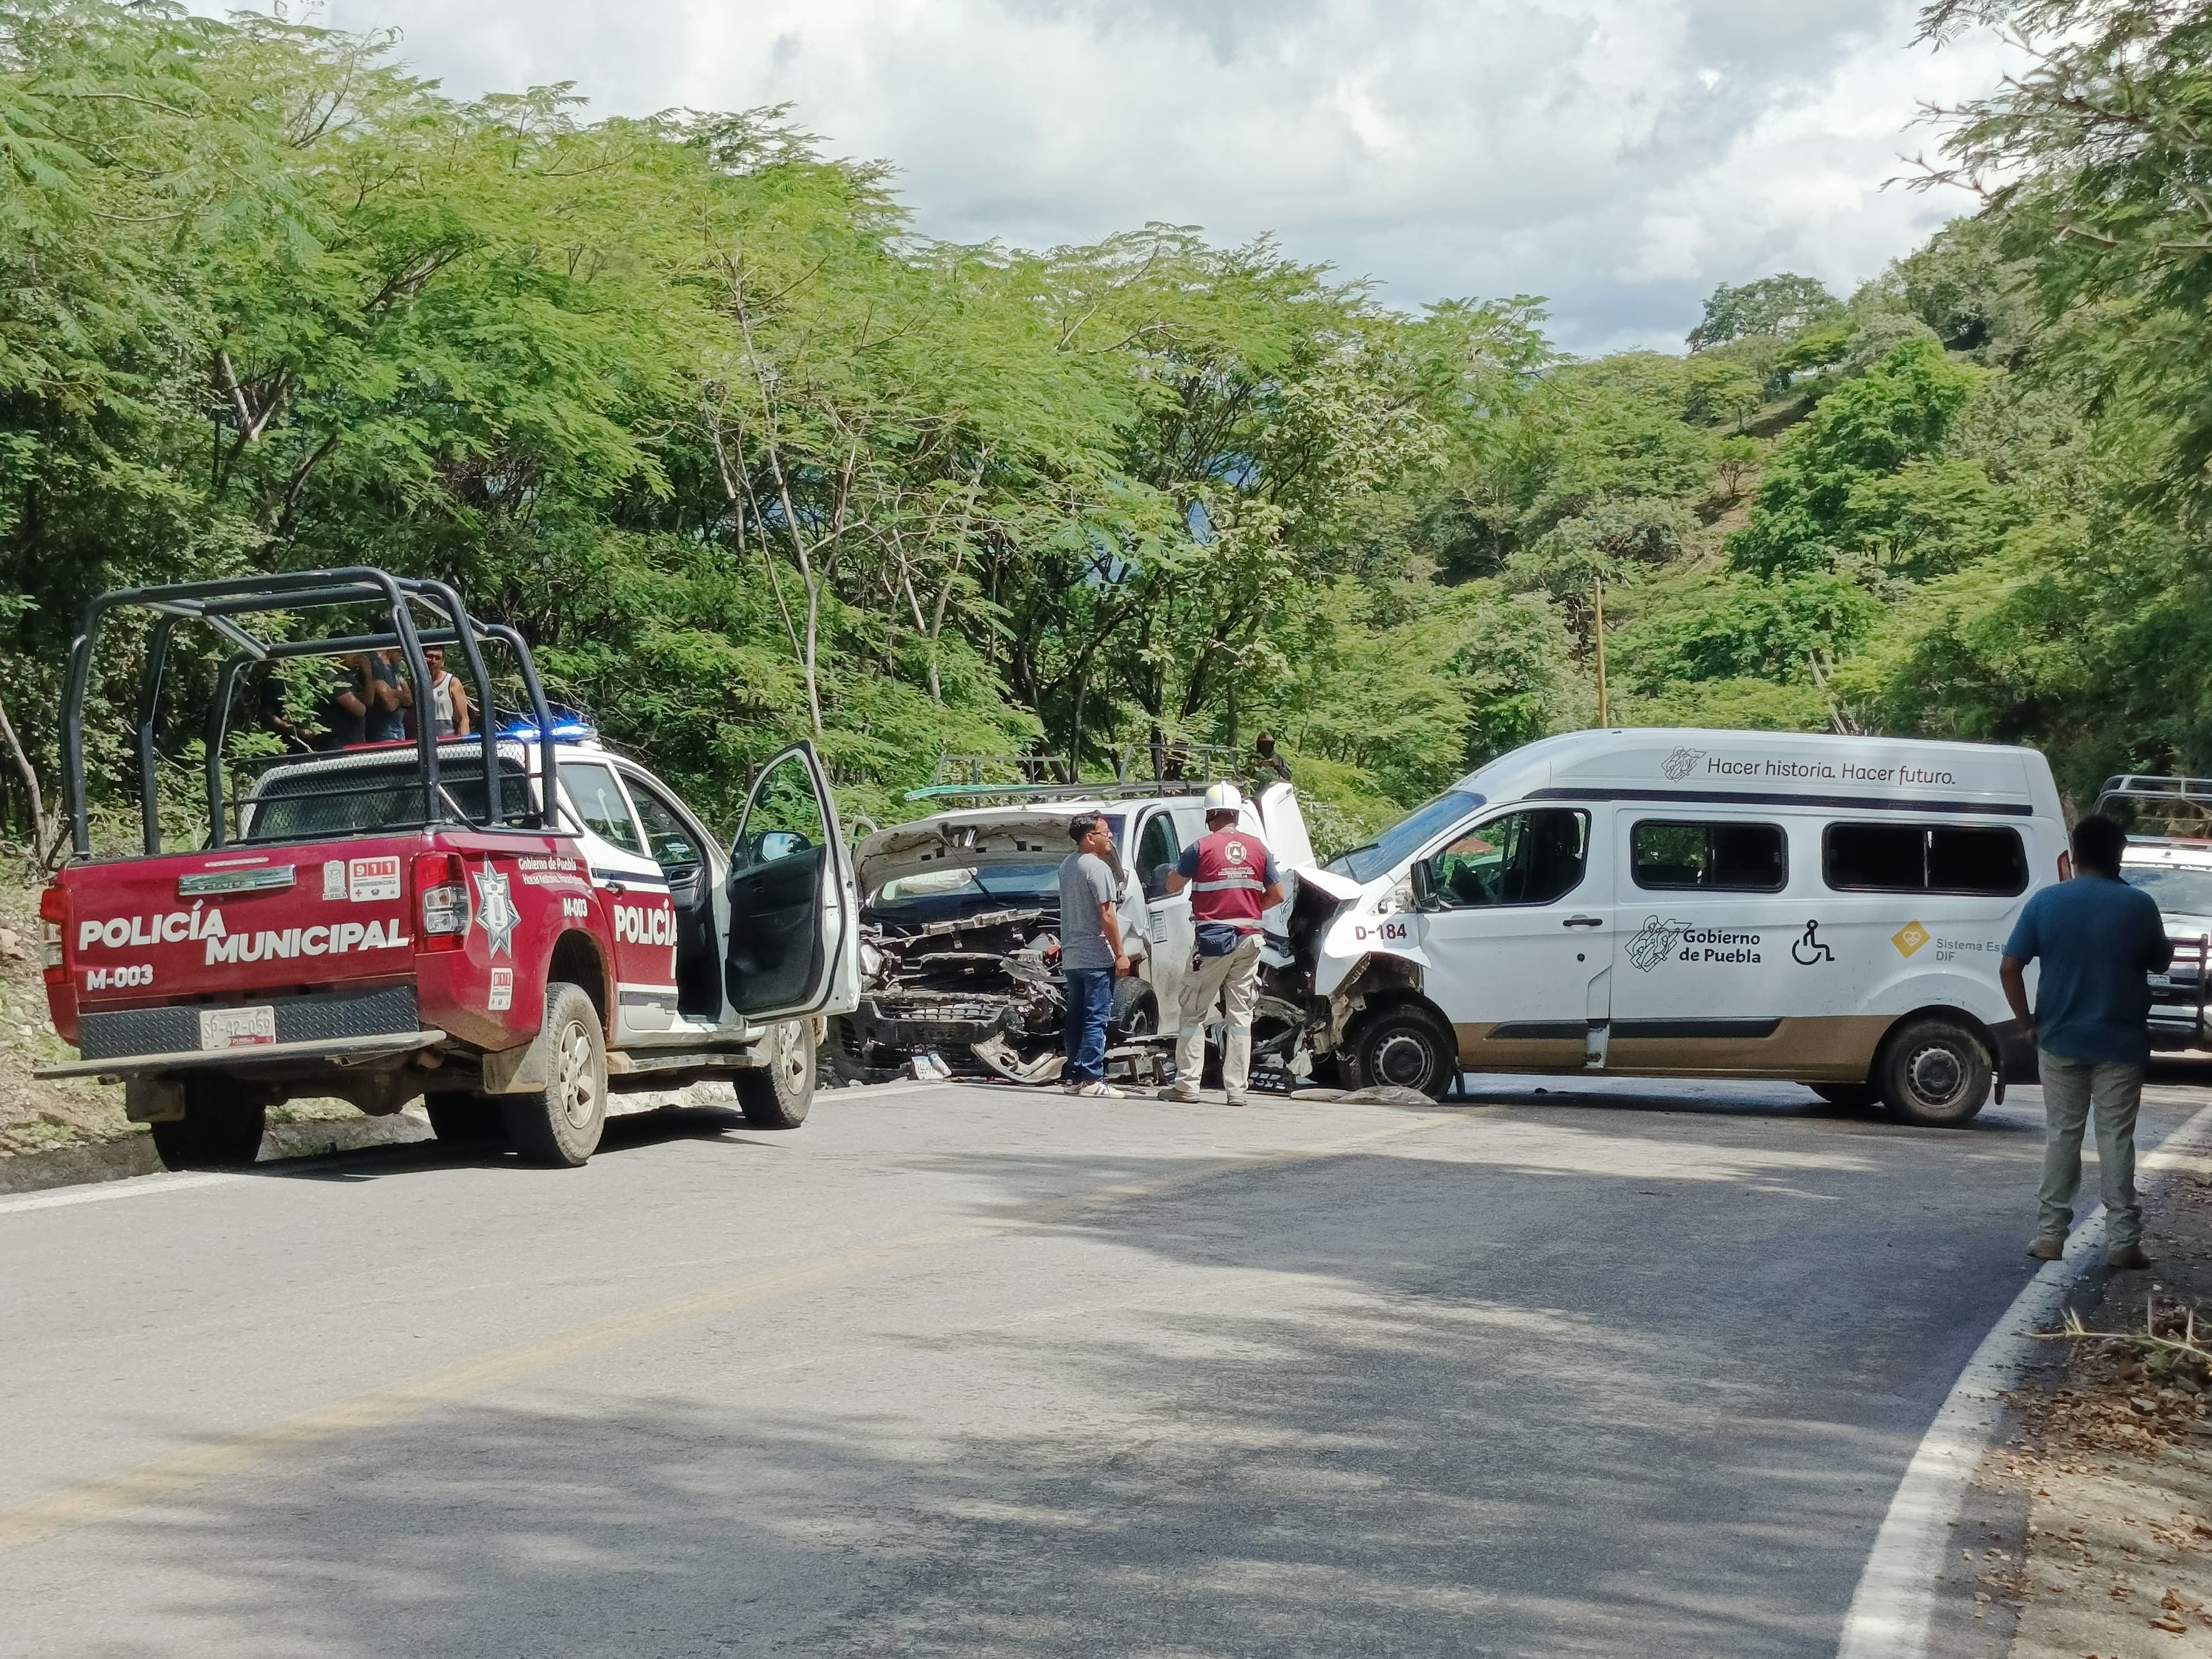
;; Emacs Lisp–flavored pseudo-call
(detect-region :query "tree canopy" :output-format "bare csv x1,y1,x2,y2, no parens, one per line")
7,0,2212,851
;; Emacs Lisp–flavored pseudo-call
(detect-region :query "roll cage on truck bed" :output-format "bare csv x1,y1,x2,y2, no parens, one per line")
35,567,862,1168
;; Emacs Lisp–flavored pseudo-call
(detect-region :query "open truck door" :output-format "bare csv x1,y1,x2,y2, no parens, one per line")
723,741,861,1021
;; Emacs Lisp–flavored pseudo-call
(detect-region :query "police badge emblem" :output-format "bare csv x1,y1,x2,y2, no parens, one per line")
473,862,518,958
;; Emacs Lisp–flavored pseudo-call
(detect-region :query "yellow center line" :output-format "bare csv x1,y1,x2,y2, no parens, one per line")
0,1109,1451,1556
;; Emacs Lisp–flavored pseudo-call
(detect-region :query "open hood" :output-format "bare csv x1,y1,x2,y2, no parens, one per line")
855,813,1076,896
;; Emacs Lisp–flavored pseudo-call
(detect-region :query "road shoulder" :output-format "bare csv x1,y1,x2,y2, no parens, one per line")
1993,1118,2212,1653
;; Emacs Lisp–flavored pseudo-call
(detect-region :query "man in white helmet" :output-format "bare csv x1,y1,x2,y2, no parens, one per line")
1159,782,1284,1107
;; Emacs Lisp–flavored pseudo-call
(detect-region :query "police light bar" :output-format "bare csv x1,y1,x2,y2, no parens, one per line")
498,712,595,744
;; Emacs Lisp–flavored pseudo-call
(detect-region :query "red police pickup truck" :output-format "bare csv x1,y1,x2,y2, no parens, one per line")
36,568,861,1168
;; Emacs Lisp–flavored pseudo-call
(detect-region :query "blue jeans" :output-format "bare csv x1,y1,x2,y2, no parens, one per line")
1063,968,1113,1084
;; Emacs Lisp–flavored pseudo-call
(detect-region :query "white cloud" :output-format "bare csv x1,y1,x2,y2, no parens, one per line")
219,0,2025,353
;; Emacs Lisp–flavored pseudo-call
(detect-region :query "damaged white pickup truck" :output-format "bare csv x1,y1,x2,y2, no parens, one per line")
830,775,1338,1087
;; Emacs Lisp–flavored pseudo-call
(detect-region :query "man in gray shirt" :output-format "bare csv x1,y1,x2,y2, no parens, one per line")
1058,813,1131,1098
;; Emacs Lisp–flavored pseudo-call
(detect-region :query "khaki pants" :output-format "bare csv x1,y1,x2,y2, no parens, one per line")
2037,1050,2144,1248
1175,934,1264,1100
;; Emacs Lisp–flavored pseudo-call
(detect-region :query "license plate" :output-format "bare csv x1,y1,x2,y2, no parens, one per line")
198,1005,276,1050
2151,974,2174,989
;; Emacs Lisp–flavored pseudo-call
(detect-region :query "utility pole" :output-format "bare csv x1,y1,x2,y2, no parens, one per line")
1593,577,1610,727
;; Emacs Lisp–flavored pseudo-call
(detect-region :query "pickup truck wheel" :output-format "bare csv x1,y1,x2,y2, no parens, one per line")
1344,1005,1457,1100
149,1077,268,1170
427,1094,507,1146
1108,978,1158,1042
501,983,608,1166
1875,1016,1992,1128
735,1019,813,1130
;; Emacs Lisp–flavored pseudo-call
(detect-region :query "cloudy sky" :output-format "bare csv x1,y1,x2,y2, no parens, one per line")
230,1,2021,355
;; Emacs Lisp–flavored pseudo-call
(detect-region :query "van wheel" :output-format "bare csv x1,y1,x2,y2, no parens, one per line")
148,1076,268,1170
1876,1017,1992,1128
1345,1005,1458,1100
501,983,608,1166
1808,1083,1880,1111
735,1018,813,1130
427,1094,507,1146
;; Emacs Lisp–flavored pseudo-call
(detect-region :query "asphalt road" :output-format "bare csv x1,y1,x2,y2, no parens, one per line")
2,1071,2203,1658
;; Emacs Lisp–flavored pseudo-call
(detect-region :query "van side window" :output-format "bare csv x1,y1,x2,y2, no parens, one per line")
1929,826,2029,894
1136,813,1181,901
1823,823,2028,895
1631,821,1787,891
1429,809,1588,908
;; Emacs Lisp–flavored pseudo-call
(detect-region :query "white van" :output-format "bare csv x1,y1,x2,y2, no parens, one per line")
1302,729,2067,1126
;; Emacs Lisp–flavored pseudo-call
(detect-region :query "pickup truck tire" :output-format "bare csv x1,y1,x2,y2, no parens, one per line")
427,1094,507,1146
735,1018,814,1130
1875,1016,1992,1128
1343,1004,1457,1100
501,983,608,1166
149,1076,268,1170
1108,978,1158,1042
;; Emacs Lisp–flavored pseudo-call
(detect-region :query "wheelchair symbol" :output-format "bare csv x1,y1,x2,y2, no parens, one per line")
1792,920,1835,966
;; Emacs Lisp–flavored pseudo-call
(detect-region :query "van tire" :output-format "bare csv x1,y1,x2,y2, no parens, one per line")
149,1076,268,1170
1344,1005,1458,1100
501,983,608,1166
1875,1017,1992,1128
735,1018,813,1130
427,1094,507,1146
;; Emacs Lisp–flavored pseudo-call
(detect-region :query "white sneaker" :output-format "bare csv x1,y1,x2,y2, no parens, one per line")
1157,1083,1202,1103
1224,1094,1248,1108
1074,1081,1123,1099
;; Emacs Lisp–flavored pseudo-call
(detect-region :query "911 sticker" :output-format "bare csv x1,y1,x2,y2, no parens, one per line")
348,857,401,903
488,967,514,1012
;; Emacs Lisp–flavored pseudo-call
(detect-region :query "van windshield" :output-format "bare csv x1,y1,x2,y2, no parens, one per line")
1326,790,1486,884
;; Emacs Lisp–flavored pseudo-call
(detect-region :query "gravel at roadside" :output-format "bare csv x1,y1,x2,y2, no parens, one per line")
1979,1078,2212,1656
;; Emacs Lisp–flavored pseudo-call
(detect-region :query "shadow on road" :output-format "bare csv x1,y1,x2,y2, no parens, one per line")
239,1101,770,1183
74,1101,2085,1658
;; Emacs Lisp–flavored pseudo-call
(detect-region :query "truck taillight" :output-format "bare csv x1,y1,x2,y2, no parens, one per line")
414,853,468,949
2058,851,2074,882
38,886,67,981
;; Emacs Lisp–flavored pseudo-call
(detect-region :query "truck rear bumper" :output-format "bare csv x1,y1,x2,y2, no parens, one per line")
35,1028,447,1081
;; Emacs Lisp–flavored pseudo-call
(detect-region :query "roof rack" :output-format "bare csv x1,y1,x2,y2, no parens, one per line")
906,744,1257,806
2098,775,2212,803
2095,775,2212,840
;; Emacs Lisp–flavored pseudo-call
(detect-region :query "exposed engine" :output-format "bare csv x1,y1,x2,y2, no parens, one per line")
829,799,1358,1090
830,906,1071,1083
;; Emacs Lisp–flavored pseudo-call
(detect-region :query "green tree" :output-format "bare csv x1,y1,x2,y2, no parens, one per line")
1727,339,1981,579
1686,274,1841,350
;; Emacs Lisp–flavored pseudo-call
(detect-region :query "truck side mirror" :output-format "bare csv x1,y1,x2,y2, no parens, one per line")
1408,858,1438,911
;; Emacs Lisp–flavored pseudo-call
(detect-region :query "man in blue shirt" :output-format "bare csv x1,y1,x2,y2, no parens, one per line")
2000,814,2171,1270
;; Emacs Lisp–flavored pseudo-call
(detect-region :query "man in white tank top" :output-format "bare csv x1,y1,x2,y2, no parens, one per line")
404,645,472,738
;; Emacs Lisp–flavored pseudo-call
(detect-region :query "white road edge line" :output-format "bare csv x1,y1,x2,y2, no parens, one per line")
0,1078,962,1218
0,1171,240,1217
1836,1099,2212,1659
